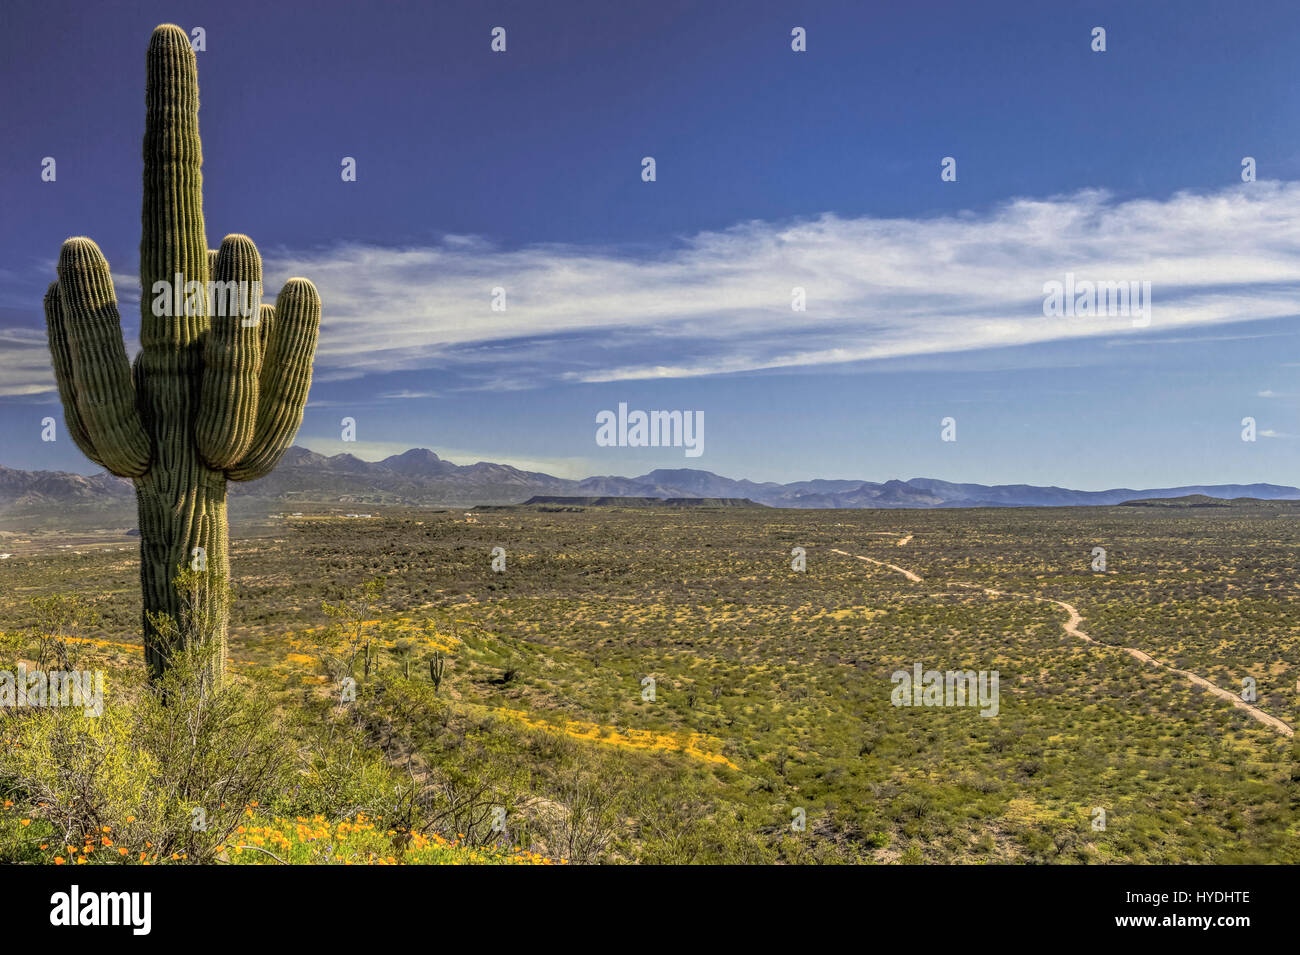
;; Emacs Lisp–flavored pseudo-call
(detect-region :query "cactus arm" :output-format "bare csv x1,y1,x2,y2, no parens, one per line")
227,279,320,482
256,302,275,362
196,234,262,468
43,280,107,468
54,237,151,478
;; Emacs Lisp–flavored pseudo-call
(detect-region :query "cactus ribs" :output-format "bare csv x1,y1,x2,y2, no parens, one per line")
42,24,322,684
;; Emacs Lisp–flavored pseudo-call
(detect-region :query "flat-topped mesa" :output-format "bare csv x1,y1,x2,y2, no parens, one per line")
43,23,321,685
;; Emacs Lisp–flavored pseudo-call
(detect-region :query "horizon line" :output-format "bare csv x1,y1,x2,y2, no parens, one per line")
6,444,1298,497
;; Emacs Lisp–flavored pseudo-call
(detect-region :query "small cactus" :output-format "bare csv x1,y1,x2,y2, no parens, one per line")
429,650,445,692
43,25,320,685
392,639,415,678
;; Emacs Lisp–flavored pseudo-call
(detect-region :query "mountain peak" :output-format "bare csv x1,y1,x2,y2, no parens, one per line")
277,446,328,468
638,467,723,482
387,448,442,463
328,453,371,469
380,447,448,475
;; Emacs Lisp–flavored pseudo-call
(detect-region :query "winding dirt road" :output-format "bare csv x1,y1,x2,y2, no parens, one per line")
832,539,1294,738
830,548,923,582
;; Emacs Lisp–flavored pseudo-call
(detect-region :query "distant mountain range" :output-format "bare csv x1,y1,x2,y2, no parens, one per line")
518,495,765,508
2,446,1299,517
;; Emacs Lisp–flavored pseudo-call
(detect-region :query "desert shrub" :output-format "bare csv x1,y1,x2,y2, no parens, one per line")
540,771,623,864
0,580,291,863
0,639,289,862
26,594,96,672
291,703,404,817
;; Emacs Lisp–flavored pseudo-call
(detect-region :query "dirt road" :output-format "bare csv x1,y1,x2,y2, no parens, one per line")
831,541,1294,738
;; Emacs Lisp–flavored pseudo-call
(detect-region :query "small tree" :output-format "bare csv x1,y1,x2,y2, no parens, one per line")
311,577,385,684
27,594,96,673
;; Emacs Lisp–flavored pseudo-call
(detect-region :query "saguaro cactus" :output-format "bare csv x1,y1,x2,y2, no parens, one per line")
43,24,321,684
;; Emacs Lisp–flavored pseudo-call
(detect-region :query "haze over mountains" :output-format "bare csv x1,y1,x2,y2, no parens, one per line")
2,446,1299,518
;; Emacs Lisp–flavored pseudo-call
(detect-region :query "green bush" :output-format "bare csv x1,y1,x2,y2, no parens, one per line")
0,641,289,862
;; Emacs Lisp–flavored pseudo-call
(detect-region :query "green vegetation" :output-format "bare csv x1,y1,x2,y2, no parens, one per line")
2,504,1297,863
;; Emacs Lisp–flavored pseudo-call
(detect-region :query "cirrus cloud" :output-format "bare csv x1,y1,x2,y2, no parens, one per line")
6,181,1300,398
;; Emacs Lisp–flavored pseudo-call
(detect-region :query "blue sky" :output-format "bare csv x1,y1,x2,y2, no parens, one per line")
3,0,1300,488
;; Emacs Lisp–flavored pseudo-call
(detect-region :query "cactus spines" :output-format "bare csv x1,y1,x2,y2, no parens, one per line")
44,24,321,685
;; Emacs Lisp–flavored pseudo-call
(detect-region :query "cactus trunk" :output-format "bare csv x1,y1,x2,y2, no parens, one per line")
44,24,321,688
138,470,229,682
136,24,219,682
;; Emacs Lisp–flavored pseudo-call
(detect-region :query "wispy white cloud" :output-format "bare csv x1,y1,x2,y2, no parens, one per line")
0,328,57,398
267,182,1300,386
9,182,1300,398
1105,331,1295,348
377,389,439,400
